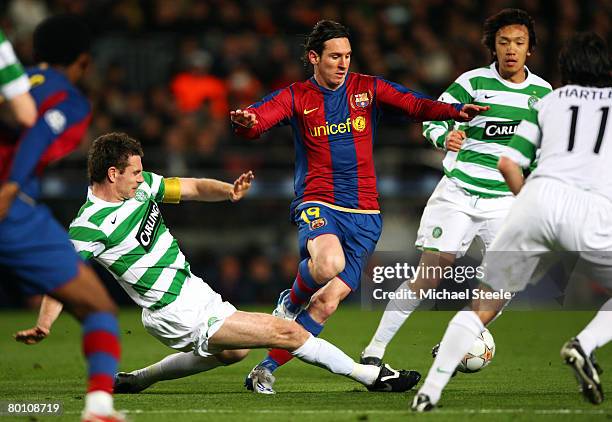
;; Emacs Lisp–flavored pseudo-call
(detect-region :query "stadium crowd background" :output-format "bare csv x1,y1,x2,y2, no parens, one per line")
0,0,610,307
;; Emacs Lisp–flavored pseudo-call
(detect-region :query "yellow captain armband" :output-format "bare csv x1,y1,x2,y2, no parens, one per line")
162,177,181,204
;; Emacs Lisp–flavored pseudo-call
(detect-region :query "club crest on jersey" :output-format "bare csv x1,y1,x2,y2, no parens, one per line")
354,92,370,108
350,90,372,109
309,217,327,231
136,202,162,252
528,96,539,110
134,189,149,202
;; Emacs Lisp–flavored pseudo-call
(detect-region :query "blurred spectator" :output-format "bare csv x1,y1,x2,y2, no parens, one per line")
170,49,229,117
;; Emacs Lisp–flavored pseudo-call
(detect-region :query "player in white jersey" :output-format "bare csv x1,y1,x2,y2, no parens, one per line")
412,32,612,411
16,132,420,395
361,8,552,365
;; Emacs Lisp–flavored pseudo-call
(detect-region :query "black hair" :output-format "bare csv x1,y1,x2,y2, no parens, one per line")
559,32,611,87
302,20,350,66
482,9,536,60
33,14,91,66
88,133,144,184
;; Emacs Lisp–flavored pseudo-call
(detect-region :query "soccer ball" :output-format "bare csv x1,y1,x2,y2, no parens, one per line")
457,329,495,373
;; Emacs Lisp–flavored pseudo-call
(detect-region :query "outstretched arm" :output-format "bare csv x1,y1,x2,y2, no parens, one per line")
376,78,488,123
231,87,294,139
14,296,64,345
176,171,255,202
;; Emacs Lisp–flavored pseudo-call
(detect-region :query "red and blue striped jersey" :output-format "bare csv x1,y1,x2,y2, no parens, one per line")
235,72,464,213
0,66,91,201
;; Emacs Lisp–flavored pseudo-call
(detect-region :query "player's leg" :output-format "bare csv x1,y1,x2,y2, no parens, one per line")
362,250,455,364
362,180,475,363
413,181,551,411
413,287,507,411
258,212,381,380
48,262,122,420
1,210,122,421
282,232,345,317
117,276,248,393
256,210,347,376
115,349,249,393
210,311,420,392
559,193,612,405
561,297,610,405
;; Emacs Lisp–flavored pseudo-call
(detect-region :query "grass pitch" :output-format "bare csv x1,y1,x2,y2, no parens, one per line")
1,307,611,421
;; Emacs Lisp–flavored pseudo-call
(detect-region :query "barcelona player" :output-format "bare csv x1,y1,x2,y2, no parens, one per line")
231,19,488,393
0,15,123,422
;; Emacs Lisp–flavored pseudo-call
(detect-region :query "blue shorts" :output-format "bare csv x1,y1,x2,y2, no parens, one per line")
294,203,382,291
0,199,80,295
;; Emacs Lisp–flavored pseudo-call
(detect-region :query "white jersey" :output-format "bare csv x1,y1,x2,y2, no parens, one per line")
504,85,612,200
423,63,552,197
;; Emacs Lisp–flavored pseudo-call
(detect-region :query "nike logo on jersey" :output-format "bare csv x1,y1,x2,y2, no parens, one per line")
304,107,319,115
483,94,495,99
111,215,117,224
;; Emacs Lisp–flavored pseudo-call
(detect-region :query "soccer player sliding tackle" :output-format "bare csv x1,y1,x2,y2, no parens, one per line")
16,133,419,395
412,32,612,411
361,8,552,367
231,19,488,394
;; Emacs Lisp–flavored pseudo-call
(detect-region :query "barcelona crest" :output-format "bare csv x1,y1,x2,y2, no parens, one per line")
353,92,370,108
309,217,327,231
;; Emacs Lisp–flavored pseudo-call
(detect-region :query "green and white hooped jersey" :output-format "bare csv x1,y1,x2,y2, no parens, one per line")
0,30,30,99
69,172,189,310
423,63,552,197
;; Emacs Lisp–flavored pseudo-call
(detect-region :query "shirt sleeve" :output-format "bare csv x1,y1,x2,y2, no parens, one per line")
233,86,294,139
422,74,475,149
69,225,107,261
503,104,542,169
0,31,30,100
8,92,91,186
374,78,464,124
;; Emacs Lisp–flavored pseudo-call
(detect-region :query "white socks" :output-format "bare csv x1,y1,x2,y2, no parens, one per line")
577,298,612,356
292,335,379,386
132,352,224,388
419,311,484,404
363,280,422,359
84,391,113,416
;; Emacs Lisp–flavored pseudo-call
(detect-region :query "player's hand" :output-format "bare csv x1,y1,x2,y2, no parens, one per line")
230,109,258,129
230,171,254,202
445,130,466,152
0,181,19,221
457,104,490,121
14,326,49,345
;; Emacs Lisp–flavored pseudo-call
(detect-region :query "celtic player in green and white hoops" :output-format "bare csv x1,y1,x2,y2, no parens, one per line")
361,9,552,365
20,132,420,395
0,29,36,127
413,31,611,412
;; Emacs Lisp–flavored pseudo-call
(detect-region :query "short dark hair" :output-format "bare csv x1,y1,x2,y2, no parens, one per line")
302,20,350,66
482,9,536,60
33,14,91,66
88,133,144,184
559,32,611,87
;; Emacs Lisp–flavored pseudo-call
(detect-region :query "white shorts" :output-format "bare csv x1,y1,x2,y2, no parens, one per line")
141,275,237,357
483,178,612,293
415,177,515,257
